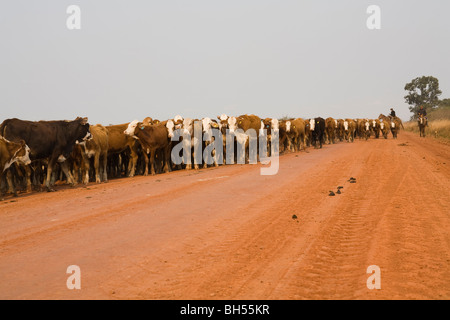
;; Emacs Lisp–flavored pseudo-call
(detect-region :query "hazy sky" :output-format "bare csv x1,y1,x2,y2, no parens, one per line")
1,0,449,125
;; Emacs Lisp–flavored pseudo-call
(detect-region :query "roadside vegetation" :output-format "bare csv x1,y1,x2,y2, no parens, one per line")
403,76,450,140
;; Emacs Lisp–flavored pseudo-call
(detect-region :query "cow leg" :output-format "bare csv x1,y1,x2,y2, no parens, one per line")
93,153,101,183
26,165,34,192
60,161,76,187
128,148,139,177
5,170,18,197
141,152,149,176
45,157,57,192
101,153,108,182
149,149,157,175
81,154,90,184
203,141,209,169
163,146,171,173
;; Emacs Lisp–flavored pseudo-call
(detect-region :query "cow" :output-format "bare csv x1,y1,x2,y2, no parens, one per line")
105,123,141,177
201,117,221,168
228,114,262,163
276,120,290,153
124,120,172,175
357,119,371,141
304,119,312,147
79,124,109,184
378,118,389,139
310,117,326,148
261,117,280,156
379,114,403,139
336,119,345,142
370,119,381,139
216,114,236,163
226,116,250,164
355,119,365,139
0,137,31,200
325,117,337,144
343,119,357,142
0,117,91,192
175,118,204,170
285,118,307,152
391,116,404,139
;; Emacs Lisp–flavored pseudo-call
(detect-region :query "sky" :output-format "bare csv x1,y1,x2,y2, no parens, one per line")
0,0,449,125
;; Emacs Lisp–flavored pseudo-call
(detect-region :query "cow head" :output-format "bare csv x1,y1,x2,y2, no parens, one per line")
173,115,183,129
227,116,237,133
17,140,31,165
124,120,141,138
286,120,291,132
343,120,349,131
202,117,212,133
309,119,315,131
182,118,194,136
2,139,31,172
217,114,229,134
166,119,175,138
142,117,153,126
74,117,91,144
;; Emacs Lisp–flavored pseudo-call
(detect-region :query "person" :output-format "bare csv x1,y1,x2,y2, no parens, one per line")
389,108,396,118
417,105,427,117
417,106,428,126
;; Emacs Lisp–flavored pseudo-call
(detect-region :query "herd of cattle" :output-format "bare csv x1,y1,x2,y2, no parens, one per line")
0,113,404,200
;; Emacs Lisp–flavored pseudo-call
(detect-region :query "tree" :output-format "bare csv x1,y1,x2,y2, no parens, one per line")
438,98,450,108
404,76,442,118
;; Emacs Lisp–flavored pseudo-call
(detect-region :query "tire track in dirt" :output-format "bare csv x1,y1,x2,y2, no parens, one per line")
366,133,450,299
1,132,449,299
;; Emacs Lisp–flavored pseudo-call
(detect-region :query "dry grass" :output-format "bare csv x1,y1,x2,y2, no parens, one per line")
404,119,450,140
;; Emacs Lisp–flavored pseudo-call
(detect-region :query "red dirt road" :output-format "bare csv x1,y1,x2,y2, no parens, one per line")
1,131,449,300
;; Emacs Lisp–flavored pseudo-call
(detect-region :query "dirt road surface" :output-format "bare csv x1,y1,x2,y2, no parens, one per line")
1,131,449,300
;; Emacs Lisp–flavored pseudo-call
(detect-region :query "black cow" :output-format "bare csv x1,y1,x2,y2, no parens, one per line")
0,117,91,192
310,117,326,149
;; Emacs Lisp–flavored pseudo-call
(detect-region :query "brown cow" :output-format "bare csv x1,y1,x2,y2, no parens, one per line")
1,137,31,200
378,118,389,139
79,124,109,184
325,117,337,144
370,119,381,139
344,119,357,142
304,119,312,147
105,123,140,177
285,118,306,152
124,121,171,175
357,119,371,141
336,119,345,142
261,118,280,156
277,120,290,153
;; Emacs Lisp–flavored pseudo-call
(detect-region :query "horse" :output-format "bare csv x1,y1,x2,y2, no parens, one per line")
418,114,427,137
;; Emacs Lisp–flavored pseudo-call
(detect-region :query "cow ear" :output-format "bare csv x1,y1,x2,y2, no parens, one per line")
81,117,88,125
19,139,26,146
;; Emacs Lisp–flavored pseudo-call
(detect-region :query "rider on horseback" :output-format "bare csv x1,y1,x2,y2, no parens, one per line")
389,108,396,118
417,106,428,126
